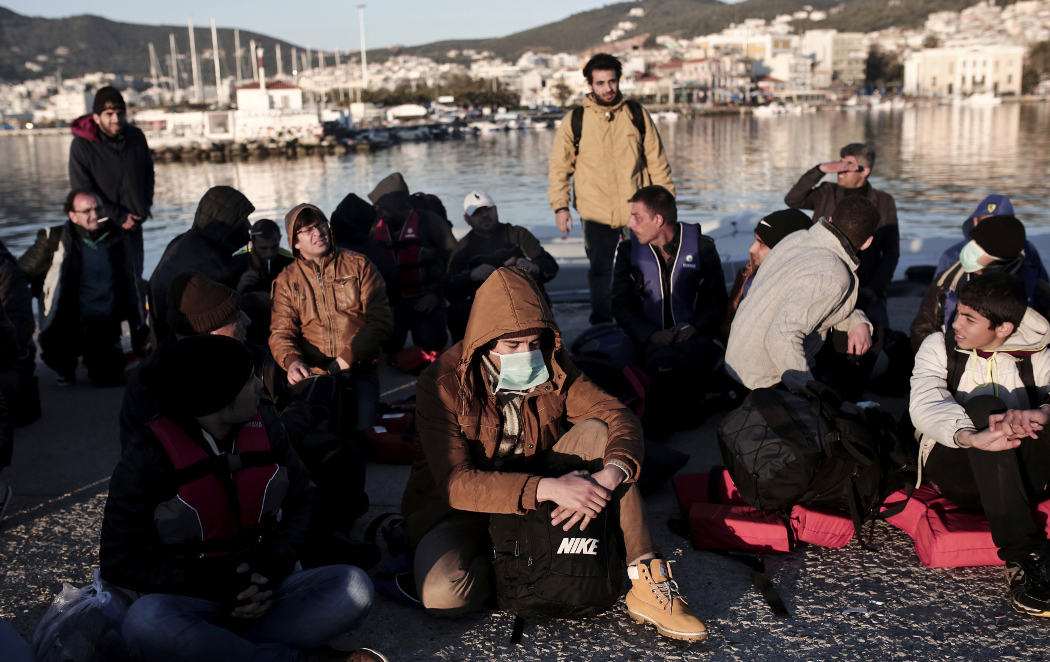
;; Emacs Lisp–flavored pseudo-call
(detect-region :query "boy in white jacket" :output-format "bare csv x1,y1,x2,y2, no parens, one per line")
910,271,1050,616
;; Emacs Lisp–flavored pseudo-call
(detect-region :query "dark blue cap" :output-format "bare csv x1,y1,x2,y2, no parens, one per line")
967,194,1013,222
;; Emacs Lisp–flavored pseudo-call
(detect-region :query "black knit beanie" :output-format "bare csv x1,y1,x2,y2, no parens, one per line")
755,209,813,248
93,86,126,114
147,335,254,417
167,272,241,336
970,215,1025,260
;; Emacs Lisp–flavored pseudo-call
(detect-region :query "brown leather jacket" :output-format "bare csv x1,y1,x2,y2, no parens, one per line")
269,247,393,372
402,267,643,544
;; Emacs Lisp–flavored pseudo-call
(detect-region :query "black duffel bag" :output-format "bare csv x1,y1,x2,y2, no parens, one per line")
717,382,905,527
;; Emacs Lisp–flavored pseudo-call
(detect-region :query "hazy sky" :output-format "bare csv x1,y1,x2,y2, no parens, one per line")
1,1,746,51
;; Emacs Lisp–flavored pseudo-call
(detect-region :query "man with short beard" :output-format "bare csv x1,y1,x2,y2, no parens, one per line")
69,86,154,278
548,53,674,325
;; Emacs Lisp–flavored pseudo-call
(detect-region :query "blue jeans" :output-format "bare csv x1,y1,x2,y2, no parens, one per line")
122,565,373,662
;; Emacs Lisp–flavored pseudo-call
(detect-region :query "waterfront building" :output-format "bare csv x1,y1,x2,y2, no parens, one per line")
902,45,1025,97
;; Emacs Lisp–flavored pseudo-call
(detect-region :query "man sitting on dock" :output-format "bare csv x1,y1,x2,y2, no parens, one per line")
232,219,294,347
910,272,1050,617
935,194,1047,281
911,214,1050,352
403,266,708,641
784,142,898,330
149,185,255,342
19,189,147,386
367,173,456,356
102,335,378,661
446,190,559,342
270,204,393,431
725,197,879,391
611,185,726,436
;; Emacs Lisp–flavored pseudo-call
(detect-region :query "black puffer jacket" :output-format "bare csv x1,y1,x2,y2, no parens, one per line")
101,402,314,601
149,186,255,341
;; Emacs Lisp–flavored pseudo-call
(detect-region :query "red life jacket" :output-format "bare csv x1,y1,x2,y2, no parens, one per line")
373,211,426,297
148,414,280,557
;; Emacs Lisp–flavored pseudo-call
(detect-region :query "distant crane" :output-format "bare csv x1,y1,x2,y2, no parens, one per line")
187,17,203,103
168,33,179,95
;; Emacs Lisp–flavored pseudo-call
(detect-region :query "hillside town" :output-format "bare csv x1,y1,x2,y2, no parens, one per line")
1,0,1049,130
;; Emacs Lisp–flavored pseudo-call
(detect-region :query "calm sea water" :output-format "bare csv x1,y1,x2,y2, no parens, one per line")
1,103,1048,274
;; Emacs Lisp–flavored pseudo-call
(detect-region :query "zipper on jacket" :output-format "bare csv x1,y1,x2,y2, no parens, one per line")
316,261,337,358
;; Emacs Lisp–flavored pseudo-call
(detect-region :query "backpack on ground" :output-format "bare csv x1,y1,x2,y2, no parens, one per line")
718,382,910,535
489,498,623,620
569,323,649,417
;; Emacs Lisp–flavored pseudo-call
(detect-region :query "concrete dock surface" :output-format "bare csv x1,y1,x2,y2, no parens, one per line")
1,292,1047,660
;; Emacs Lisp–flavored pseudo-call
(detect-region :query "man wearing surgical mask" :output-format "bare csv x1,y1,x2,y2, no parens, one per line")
910,215,1050,352
403,266,708,641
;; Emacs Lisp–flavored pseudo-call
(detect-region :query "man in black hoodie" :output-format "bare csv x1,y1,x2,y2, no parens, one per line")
68,86,154,277
149,186,255,343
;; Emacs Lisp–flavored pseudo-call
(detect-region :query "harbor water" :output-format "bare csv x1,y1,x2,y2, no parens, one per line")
1,102,1048,275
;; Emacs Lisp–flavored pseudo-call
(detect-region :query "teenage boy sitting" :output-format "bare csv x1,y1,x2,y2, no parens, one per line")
910,271,1050,616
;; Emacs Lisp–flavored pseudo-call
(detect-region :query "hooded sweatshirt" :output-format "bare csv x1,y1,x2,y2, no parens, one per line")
547,94,673,228
149,186,255,341
910,308,1050,480
402,267,643,545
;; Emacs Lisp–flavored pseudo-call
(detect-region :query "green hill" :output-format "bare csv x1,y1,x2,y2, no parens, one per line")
0,0,1020,83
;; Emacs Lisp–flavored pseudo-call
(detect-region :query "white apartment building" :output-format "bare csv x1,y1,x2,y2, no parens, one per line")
801,30,867,87
236,81,304,111
902,45,1025,96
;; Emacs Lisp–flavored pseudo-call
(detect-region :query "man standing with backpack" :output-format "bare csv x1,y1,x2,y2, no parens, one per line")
548,53,674,325
911,272,1050,616
403,267,707,641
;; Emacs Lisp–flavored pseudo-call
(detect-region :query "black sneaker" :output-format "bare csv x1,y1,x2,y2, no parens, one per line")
1006,553,1050,617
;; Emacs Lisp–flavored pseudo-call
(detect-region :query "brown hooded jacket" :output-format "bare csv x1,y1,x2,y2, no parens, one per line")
402,267,643,544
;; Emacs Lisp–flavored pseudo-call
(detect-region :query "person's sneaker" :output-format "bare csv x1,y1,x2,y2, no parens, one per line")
624,558,708,641
56,372,75,386
1006,553,1050,617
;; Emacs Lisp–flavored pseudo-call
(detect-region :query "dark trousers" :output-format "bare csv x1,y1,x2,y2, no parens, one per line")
384,298,448,353
40,317,124,385
642,335,724,438
583,221,624,325
924,395,1050,562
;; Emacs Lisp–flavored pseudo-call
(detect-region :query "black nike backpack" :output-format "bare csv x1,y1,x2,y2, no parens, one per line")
489,498,624,619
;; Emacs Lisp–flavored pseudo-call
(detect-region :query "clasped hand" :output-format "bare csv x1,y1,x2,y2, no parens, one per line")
230,562,273,619
537,466,625,533
959,408,1049,452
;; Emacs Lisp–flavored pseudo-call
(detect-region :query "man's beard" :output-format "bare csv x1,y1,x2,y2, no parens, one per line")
594,91,622,107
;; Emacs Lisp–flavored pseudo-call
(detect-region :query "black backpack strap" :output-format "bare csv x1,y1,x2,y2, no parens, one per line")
573,102,646,158
944,333,967,395
625,99,647,141
708,465,725,505
1018,354,1041,409
570,106,584,157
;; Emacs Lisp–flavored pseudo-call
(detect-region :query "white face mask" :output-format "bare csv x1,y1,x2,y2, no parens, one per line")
960,240,990,273
489,348,549,391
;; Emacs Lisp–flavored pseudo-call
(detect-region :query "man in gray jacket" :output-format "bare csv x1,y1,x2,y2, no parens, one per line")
725,197,879,391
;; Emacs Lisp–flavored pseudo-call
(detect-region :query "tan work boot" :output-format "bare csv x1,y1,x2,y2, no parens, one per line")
625,558,707,641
